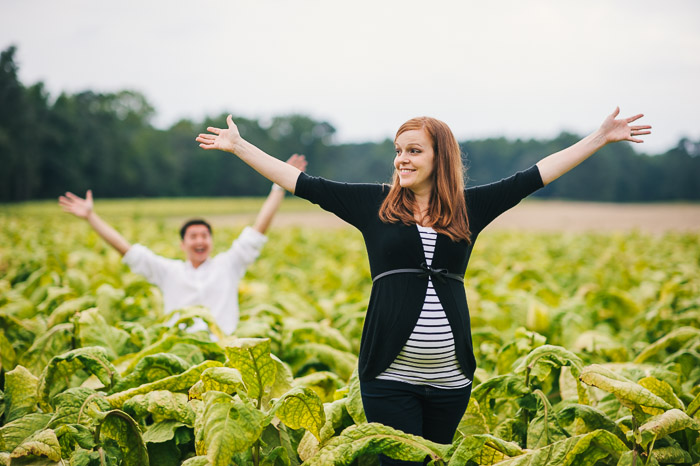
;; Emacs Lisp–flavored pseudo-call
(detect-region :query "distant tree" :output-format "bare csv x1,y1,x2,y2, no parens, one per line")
1,44,698,202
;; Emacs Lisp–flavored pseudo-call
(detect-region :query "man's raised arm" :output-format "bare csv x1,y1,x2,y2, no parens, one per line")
58,190,131,255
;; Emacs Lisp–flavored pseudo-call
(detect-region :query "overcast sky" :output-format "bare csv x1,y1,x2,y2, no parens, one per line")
2,0,699,154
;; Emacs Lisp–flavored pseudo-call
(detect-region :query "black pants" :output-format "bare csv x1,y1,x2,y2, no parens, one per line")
360,378,472,466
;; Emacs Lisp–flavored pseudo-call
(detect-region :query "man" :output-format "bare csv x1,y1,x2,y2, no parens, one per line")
58,154,306,335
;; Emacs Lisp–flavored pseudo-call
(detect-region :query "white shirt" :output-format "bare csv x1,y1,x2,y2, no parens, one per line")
122,226,267,334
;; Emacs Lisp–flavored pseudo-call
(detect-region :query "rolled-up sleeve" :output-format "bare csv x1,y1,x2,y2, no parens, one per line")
122,244,175,288
224,226,268,270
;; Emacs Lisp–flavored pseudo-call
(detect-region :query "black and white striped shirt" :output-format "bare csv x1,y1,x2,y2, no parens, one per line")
377,225,472,389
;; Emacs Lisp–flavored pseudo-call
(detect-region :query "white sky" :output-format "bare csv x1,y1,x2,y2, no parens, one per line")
2,0,699,154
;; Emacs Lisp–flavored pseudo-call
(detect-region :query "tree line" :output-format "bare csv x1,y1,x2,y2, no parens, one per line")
1,46,698,203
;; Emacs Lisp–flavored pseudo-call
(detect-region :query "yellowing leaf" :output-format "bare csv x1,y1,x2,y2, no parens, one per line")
478,429,627,466
271,386,325,440
579,365,673,413
637,376,684,410
38,346,118,411
200,366,246,395
225,338,276,402
123,390,195,425
10,428,61,462
304,422,451,465
633,327,700,364
199,391,266,466
98,410,149,466
631,409,700,449
4,365,38,422
107,360,222,408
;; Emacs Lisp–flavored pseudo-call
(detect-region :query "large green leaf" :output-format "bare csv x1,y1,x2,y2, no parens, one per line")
181,456,211,466
111,352,191,393
303,422,451,465
120,335,224,374
198,391,266,466
38,346,119,411
472,375,530,405
123,390,195,425
106,360,222,408
225,338,277,402
270,386,325,440
557,404,623,438
516,345,583,383
455,398,489,438
47,387,112,429
630,408,700,449
579,365,673,413
651,445,692,464
9,428,61,462
637,376,684,410
475,429,628,466
262,354,295,411
284,322,352,353
284,343,357,381
687,391,700,418
258,423,300,466
298,398,354,462
17,323,74,376
0,413,52,452
526,390,570,449
200,366,246,395
633,327,700,364
167,306,224,340
46,295,95,327
3,365,38,423
0,329,17,373
447,434,523,466
54,423,96,458
97,410,149,466
142,420,188,443
346,368,366,425
75,307,131,360
293,371,344,403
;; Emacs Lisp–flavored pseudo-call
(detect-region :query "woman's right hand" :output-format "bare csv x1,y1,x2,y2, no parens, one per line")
58,190,94,219
196,114,243,153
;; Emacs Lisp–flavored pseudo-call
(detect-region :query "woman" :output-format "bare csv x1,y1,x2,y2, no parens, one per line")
196,108,650,465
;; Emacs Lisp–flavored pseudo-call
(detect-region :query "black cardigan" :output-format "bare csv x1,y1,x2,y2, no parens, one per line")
294,165,544,382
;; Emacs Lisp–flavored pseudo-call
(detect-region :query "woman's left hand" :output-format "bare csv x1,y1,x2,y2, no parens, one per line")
599,107,652,144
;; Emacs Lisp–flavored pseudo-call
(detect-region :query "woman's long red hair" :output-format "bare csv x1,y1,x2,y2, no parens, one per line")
379,117,471,243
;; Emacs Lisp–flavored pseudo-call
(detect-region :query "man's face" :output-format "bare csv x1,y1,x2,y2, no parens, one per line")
180,224,212,267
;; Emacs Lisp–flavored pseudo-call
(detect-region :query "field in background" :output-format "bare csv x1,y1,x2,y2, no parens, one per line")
1,198,700,464
7,197,697,233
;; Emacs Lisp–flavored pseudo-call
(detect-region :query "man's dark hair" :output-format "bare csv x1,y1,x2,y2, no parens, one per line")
180,219,213,240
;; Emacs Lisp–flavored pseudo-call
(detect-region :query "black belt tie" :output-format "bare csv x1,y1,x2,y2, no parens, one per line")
372,262,464,284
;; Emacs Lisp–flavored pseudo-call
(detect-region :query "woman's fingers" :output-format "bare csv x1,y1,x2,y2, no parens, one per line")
625,113,644,123
206,127,222,135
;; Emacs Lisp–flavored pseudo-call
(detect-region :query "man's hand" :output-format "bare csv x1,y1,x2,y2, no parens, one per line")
286,153,308,172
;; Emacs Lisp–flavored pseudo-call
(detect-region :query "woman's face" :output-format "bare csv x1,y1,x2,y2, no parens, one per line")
394,128,435,195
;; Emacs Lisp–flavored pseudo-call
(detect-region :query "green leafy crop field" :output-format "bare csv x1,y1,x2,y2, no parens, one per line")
1,200,699,465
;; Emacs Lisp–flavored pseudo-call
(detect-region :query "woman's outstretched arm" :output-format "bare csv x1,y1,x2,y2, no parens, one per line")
252,154,308,234
196,115,302,193
536,107,651,186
